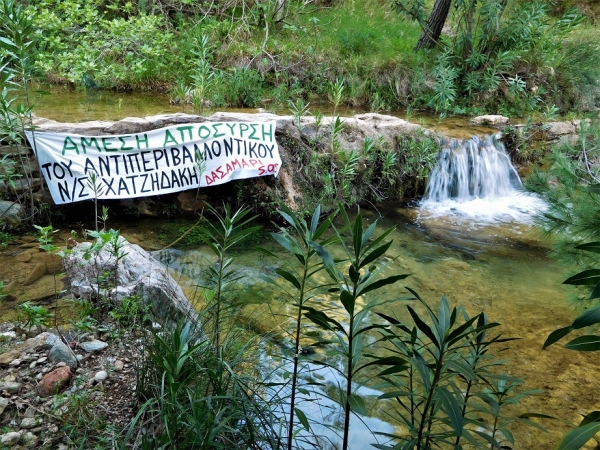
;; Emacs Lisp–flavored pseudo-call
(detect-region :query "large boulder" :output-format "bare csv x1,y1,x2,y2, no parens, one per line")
63,235,200,324
0,200,23,228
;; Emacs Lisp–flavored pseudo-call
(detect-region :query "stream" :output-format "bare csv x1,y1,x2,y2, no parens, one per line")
5,88,599,448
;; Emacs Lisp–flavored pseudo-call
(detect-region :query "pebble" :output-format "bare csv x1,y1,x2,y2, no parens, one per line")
22,431,38,446
20,417,39,429
35,373,43,381
0,397,8,414
94,371,108,382
36,357,47,363
29,361,37,369
48,341,78,369
0,431,22,446
79,340,108,353
114,360,124,372
8,359,21,367
0,382,21,394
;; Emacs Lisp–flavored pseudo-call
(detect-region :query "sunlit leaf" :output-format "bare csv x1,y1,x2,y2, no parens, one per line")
556,422,600,450
563,269,600,286
543,326,574,349
348,394,367,415
564,335,600,351
294,407,310,431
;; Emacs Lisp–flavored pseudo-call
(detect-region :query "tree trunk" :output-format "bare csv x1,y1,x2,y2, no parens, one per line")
415,0,453,50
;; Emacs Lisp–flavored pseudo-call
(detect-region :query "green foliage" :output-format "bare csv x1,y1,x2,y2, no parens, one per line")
258,203,339,449
17,301,54,328
199,203,260,349
223,67,263,108
304,207,410,450
109,294,151,328
526,121,600,300
373,293,544,448
127,318,281,449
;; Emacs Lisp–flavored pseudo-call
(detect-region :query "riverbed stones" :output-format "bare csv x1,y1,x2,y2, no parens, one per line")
470,115,510,127
94,370,108,382
22,263,46,286
0,200,23,228
0,381,21,393
36,366,72,396
79,340,108,353
48,342,78,369
64,236,201,325
0,431,22,446
0,332,59,365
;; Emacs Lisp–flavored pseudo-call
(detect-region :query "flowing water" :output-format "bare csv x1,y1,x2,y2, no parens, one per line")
6,90,598,448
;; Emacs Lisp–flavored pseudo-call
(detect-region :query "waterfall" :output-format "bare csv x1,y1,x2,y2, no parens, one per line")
424,134,522,203
420,134,543,222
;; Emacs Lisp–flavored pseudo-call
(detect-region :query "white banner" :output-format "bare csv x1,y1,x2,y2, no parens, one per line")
25,121,281,205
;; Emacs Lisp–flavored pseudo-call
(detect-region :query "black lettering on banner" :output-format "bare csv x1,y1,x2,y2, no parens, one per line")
171,148,181,166
61,160,74,177
224,138,233,157
211,141,221,158
257,144,267,158
151,173,159,191
98,156,111,177
141,151,153,173
177,167,189,185
171,170,181,189
182,146,193,165
118,179,130,196
127,154,141,173
153,149,164,170
203,142,213,161
58,180,70,202
103,177,116,195
126,175,138,194
41,163,52,181
160,172,171,189
109,155,121,175
84,158,97,175
53,163,66,180
188,166,198,185
76,177,89,199
141,174,150,193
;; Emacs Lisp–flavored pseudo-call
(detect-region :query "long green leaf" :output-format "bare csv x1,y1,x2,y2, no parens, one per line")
556,422,600,449
358,240,393,269
348,394,367,415
543,326,574,349
407,305,439,346
580,411,600,426
437,387,463,436
564,335,600,351
563,269,600,286
294,407,310,431
358,274,410,296
573,305,600,329
575,241,600,254
275,268,301,290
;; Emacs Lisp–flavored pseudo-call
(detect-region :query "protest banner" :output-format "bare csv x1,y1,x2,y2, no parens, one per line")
25,121,281,205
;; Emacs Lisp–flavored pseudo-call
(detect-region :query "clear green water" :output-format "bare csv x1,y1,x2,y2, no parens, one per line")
26,86,496,138
151,207,600,449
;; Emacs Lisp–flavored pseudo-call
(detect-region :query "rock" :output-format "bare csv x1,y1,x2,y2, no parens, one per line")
0,397,8,414
29,251,63,274
0,382,21,394
8,359,21,367
94,370,108,382
544,121,576,140
176,191,207,212
79,340,108,353
114,360,124,372
22,431,38,446
22,275,65,302
0,431,22,446
20,417,40,429
23,263,47,285
36,366,72,396
48,342,78,369
469,115,510,127
0,201,23,228
0,331,16,342
64,236,201,325
15,252,32,263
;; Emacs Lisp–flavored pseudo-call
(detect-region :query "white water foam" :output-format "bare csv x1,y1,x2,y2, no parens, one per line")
419,134,546,225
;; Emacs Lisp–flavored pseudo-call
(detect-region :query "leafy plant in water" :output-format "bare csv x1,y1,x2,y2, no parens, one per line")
543,186,600,449
258,203,339,449
87,171,105,232
288,98,310,128
200,203,260,349
372,292,544,449
304,207,409,450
